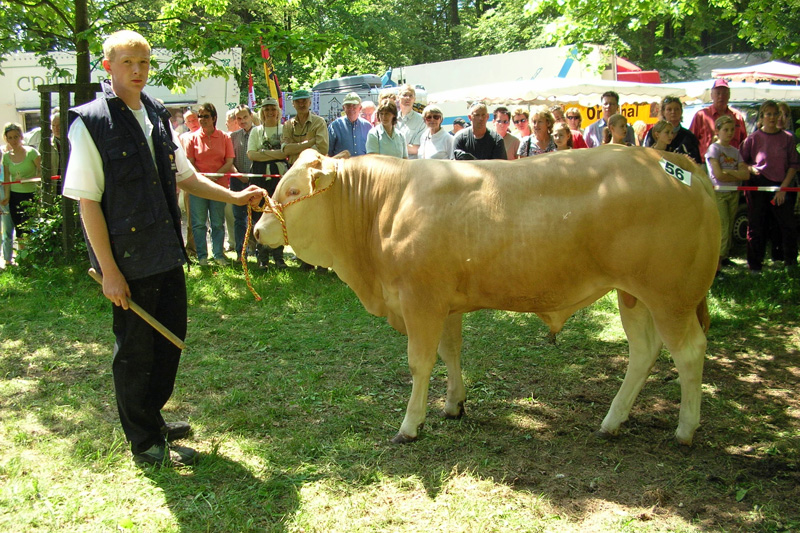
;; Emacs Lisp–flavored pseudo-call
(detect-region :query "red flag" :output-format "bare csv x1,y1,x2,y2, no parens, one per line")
247,69,257,109
260,38,283,108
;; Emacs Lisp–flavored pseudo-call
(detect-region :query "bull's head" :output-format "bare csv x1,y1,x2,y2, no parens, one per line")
253,149,340,255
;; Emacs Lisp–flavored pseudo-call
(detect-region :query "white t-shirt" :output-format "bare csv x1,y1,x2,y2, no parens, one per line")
63,102,194,202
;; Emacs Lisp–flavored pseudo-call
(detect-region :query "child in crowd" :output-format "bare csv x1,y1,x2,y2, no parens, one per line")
705,115,749,274
739,100,800,273
603,114,629,145
552,122,573,150
632,120,647,146
649,120,676,151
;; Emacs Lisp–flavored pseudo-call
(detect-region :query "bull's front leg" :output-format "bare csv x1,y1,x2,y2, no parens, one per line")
438,313,466,419
392,312,447,444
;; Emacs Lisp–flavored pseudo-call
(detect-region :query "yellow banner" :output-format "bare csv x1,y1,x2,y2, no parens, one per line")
566,102,661,129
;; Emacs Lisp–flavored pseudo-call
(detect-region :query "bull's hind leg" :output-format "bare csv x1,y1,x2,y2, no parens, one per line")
600,291,663,438
438,313,466,419
655,313,706,445
392,310,447,444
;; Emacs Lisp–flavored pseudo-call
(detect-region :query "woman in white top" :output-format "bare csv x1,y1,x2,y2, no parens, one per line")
418,104,454,160
366,100,408,159
246,97,288,268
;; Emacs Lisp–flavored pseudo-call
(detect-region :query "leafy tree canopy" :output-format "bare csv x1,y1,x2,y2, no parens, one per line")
2,0,798,102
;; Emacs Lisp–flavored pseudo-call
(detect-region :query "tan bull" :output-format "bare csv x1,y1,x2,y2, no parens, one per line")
254,146,720,445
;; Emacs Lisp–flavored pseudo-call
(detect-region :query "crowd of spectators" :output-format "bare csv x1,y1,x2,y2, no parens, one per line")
2,79,798,274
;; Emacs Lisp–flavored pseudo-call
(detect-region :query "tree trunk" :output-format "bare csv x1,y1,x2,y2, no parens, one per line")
74,0,92,105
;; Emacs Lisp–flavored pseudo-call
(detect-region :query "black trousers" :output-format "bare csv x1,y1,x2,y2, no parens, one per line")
745,175,798,270
111,267,187,454
10,191,34,236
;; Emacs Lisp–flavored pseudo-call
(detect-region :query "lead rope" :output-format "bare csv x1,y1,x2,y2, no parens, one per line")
241,168,338,301
241,193,288,302
241,202,264,301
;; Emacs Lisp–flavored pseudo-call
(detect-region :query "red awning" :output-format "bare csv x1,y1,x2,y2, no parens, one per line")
618,70,662,84
616,57,642,73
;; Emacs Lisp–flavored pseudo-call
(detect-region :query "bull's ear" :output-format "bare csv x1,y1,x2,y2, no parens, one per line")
309,168,335,192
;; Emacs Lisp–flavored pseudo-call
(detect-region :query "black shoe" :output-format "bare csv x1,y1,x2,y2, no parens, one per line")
161,421,192,442
133,443,199,467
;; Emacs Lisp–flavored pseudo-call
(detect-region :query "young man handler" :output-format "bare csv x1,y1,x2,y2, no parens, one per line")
63,30,265,466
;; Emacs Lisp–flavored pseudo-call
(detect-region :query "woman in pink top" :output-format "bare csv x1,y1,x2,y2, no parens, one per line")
185,102,234,266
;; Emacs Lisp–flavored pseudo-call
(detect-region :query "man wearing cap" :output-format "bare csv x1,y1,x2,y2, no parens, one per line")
451,118,469,135
328,92,372,157
281,89,329,166
690,79,747,157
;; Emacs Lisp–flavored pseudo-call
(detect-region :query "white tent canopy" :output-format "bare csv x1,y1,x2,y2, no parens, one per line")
427,78,686,107
665,80,800,104
712,60,800,82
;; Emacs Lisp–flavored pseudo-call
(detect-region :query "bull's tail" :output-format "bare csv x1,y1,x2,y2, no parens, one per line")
696,296,710,334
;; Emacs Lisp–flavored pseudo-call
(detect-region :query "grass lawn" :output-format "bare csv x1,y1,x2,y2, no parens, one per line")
1,251,798,532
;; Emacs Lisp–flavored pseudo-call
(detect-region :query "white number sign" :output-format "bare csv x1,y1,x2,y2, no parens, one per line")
660,159,692,186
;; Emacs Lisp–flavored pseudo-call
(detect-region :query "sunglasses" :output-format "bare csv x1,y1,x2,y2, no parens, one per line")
495,119,509,124
566,115,580,120
425,114,442,120
197,114,212,119
513,118,528,124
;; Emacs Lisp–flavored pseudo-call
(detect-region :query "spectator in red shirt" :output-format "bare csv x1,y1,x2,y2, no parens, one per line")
185,102,235,266
689,79,747,157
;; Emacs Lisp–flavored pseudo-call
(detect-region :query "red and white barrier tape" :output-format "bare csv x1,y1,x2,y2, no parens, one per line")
715,185,800,192
4,176,794,193
2,177,45,186
201,173,281,179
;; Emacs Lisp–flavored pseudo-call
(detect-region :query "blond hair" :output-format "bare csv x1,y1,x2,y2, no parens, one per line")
603,113,628,144
103,30,151,62
398,84,416,98
530,105,555,134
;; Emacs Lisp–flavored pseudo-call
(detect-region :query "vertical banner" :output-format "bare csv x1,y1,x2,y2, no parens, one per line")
247,69,257,109
260,39,283,109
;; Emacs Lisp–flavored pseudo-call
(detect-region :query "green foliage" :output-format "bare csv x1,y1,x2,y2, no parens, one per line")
16,195,85,269
2,0,800,105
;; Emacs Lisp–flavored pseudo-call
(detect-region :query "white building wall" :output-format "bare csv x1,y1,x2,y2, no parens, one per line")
0,48,241,131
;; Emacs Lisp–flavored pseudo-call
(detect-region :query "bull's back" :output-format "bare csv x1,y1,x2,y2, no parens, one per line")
386,147,718,313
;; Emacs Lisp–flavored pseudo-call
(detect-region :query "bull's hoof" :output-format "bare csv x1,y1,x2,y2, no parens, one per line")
675,432,694,447
595,428,618,440
444,401,466,420
391,432,418,445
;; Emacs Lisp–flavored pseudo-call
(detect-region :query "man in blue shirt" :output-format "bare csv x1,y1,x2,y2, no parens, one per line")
328,92,372,157
584,91,636,147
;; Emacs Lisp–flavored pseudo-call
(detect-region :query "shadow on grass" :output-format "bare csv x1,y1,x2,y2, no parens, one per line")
140,451,305,532
3,259,800,531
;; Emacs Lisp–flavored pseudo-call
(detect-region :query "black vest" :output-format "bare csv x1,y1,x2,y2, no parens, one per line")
68,80,187,280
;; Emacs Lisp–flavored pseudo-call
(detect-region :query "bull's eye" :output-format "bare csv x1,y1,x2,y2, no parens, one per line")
288,188,301,196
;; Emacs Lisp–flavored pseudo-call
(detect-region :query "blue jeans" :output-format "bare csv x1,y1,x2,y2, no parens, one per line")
229,178,249,258
1,212,12,262
189,194,226,261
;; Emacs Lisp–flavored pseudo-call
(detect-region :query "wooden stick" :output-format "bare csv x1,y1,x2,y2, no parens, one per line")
88,268,187,350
